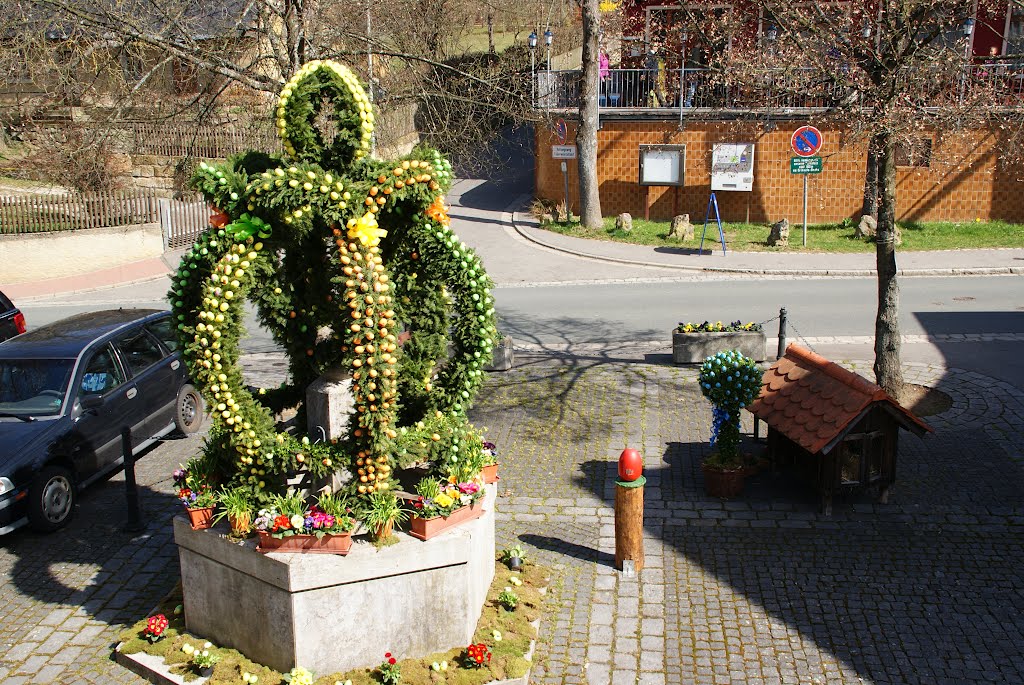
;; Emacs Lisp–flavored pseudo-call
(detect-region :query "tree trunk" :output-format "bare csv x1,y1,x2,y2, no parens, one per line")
861,141,879,220
576,0,602,229
872,130,904,397
487,13,495,55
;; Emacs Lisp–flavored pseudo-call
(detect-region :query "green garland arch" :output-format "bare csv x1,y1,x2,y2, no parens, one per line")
170,60,497,501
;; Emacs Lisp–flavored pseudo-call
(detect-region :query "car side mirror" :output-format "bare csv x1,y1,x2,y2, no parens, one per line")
80,394,104,411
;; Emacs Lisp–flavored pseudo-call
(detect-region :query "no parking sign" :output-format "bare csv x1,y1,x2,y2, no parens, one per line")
791,125,823,157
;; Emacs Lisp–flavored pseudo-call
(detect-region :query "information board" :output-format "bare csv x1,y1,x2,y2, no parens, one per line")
639,145,685,186
711,143,755,192
552,145,577,159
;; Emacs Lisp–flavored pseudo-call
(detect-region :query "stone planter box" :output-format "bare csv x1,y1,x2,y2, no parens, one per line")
174,484,496,675
672,330,766,364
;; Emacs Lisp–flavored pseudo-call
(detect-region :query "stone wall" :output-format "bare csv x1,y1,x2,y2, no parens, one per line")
0,222,164,284
535,118,1024,223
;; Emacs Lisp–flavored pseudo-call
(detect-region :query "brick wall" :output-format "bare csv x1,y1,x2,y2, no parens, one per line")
535,119,1024,223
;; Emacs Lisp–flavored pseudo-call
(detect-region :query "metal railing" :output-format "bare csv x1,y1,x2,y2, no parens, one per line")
535,65,1024,111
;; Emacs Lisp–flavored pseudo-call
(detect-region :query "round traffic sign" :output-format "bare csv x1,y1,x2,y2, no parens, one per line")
554,118,568,144
791,125,823,157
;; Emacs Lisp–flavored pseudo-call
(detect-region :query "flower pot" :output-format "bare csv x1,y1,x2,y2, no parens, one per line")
198,665,214,678
373,520,394,541
186,506,215,530
227,512,252,537
702,463,746,499
672,330,767,364
409,502,484,541
481,463,500,484
256,531,352,555
507,556,522,571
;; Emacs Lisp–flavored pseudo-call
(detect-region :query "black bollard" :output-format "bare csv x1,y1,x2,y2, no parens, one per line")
122,427,145,533
777,307,787,359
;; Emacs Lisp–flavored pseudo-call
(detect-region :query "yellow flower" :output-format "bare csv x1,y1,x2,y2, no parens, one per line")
347,211,387,247
435,493,454,508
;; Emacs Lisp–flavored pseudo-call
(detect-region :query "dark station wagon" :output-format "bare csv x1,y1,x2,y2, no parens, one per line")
0,310,204,533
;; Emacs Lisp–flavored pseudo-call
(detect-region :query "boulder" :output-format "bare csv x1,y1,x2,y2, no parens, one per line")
668,214,694,241
767,218,789,247
856,214,877,238
615,212,633,233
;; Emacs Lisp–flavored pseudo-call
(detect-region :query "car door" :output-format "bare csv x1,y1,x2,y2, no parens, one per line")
112,324,177,441
71,343,142,479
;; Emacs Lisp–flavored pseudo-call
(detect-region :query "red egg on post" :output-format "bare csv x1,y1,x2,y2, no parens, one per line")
617,448,642,482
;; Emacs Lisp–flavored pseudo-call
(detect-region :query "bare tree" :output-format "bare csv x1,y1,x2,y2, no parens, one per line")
576,0,601,228
724,0,998,397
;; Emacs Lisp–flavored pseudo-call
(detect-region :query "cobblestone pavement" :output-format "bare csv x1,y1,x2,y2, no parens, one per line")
1,355,1022,684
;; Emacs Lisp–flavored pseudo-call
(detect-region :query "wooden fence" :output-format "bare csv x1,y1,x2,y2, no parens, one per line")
123,122,280,158
0,189,161,234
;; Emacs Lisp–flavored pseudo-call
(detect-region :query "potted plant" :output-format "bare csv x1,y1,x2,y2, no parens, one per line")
253,490,356,555
182,641,220,678
408,477,484,540
673,320,766,365
500,543,528,570
173,460,218,530
214,487,255,537
698,350,764,498
480,441,499,484
360,492,407,542
497,587,519,611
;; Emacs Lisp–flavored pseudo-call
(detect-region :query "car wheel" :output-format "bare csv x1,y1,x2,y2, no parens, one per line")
175,384,204,435
28,465,76,533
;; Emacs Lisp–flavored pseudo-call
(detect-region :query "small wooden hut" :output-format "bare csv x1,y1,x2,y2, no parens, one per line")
747,345,931,514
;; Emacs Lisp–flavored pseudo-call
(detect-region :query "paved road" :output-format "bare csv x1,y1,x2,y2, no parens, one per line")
4,162,1024,683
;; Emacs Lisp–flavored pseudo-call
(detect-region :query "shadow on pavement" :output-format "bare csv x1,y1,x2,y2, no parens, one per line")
473,354,1024,684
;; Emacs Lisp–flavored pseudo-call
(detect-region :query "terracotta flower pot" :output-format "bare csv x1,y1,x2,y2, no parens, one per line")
481,463,500,484
409,502,483,541
256,531,352,555
702,463,746,499
227,512,252,537
186,506,215,530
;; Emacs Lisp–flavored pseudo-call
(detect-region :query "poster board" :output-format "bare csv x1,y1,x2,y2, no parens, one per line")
639,145,685,186
711,143,755,192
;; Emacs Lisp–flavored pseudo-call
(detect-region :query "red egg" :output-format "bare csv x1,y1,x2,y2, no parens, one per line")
617,448,642,482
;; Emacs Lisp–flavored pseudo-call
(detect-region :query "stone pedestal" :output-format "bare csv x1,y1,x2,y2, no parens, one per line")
485,335,514,372
305,367,354,441
174,485,496,675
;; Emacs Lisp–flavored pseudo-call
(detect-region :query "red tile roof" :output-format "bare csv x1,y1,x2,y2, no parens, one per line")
747,345,931,455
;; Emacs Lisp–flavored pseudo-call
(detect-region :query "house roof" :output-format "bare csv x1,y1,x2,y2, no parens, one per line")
747,344,931,455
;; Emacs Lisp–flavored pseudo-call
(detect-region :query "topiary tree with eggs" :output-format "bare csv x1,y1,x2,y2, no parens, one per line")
169,60,498,503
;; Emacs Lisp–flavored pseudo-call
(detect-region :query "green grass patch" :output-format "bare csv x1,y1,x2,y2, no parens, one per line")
118,559,549,685
537,216,1024,253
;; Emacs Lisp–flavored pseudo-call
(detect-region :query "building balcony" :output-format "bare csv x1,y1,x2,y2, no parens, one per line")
534,64,1024,117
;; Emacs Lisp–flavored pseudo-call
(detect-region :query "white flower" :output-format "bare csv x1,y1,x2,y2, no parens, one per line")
492,629,503,642
181,643,194,654
290,514,305,529
203,642,212,649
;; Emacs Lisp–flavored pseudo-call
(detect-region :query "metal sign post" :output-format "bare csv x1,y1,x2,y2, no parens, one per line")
561,161,570,221
790,124,824,249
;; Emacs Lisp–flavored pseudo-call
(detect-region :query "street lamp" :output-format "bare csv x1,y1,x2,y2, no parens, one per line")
960,17,975,103
544,28,553,71
528,32,538,108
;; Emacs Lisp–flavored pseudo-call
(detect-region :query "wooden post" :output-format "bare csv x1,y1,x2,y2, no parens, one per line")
614,475,645,572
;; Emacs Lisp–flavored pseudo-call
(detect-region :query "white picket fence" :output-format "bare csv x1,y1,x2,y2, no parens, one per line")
158,194,209,250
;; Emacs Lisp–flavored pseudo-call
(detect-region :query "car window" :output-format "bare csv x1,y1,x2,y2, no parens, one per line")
80,347,125,395
0,358,74,416
146,317,178,352
115,328,166,378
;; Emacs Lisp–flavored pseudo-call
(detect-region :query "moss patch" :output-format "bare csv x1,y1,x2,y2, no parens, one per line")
118,560,549,685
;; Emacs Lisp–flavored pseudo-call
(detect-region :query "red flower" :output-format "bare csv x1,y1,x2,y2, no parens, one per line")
388,658,397,665
385,652,391,658
272,515,292,532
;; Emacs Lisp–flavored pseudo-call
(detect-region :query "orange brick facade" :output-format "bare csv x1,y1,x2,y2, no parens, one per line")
535,119,1024,224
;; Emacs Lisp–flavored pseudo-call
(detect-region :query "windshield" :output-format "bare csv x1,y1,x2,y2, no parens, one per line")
0,359,74,417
